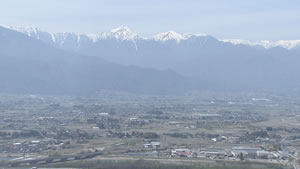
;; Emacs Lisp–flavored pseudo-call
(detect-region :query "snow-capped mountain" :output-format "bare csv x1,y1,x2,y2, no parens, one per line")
222,39,300,50
2,25,300,50
0,25,192,95
153,31,209,43
2,25,140,43
86,26,139,42
2,24,300,73
153,31,201,43
103,26,138,40
2,24,300,93
0,25,214,68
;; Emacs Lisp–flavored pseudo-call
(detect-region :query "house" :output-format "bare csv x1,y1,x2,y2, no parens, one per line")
129,118,138,121
171,149,193,157
144,144,152,148
151,142,161,149
144,142,161,149
99,113,109,116
199,148,228,159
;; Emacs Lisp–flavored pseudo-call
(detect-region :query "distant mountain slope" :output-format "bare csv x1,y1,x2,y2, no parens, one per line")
222,39,300,50
4,25,300,69
2,25,300,93
0,26,194,95
5,25,300,51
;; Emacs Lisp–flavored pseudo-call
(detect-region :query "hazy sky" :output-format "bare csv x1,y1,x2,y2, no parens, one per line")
0,0,299,41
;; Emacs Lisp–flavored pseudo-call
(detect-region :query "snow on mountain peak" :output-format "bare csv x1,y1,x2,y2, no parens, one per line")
0,25,41,39
102,26,138,40
271,40,300,49
222,39,300,50
222,39,252,45
17,27,41,39
2,24,300,50
86,34,102,42
153,31,207,43
0,24,13,30
111,26,131,33
154,31,185,43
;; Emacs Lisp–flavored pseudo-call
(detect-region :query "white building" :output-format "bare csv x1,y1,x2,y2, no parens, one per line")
144,142,161,149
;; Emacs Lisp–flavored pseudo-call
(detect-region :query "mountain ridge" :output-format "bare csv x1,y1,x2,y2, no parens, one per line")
2,25,300,50
2,24,300,94
0,25,196,95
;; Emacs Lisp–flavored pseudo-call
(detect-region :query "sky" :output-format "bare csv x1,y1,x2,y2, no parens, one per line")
0,0,299,41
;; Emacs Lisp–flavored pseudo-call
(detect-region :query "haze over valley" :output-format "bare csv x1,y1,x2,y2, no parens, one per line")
1,1,300,169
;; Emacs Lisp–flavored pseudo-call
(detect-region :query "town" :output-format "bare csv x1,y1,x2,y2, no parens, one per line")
0,92,299,169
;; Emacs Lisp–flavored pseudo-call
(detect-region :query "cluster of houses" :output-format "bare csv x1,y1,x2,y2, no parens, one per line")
170,146,290,160
0,139,66,154
140,141,290,160
231,147,289,159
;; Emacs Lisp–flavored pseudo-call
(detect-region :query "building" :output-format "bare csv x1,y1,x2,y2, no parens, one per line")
232,147,262,158
199,148,228,159
151,142,161,149
129,118,138,121
144,142,161,149
99,113,109,116
171,149,193,157
144,144,152,148
257,151,279,159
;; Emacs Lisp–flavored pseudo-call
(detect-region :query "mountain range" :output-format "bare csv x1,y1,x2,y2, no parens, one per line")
4,25,300,50
1,25,300,94
0,25,197,95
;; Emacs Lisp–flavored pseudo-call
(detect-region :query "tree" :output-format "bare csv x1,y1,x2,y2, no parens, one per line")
239,152,244,161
